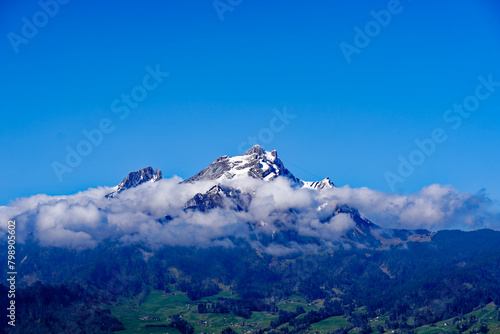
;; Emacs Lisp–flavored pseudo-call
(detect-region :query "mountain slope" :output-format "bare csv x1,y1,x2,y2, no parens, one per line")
106,166,162,198
183,145,333,189
184,184,252,212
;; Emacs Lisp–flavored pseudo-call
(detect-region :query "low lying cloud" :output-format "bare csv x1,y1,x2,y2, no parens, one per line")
0,176,498,252
327,184,500,230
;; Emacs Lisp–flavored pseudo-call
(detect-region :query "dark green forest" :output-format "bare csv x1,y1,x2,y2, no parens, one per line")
1,229,500,333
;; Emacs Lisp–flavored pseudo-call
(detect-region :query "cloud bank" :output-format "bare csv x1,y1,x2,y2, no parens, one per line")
0,177,498,251
328,184,499,231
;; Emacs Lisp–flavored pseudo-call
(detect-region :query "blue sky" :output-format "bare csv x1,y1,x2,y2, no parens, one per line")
1,0,499,207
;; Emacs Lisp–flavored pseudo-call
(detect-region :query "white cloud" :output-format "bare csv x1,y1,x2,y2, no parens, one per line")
327,184,499,230
0,176,497,251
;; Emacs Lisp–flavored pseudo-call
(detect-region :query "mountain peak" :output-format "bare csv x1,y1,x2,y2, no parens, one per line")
183,147,333,190
302,177,335,190
184,184,251,212
183,146,299,184
244,144,265,156
244,144,279,158
106,166,162,198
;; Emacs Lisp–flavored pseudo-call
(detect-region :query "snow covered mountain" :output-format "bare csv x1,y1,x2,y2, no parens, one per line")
99,147,429,248
302,177,335,190
183,145,334,190
174,145,433,247
106,146,333,200
106,166,162,198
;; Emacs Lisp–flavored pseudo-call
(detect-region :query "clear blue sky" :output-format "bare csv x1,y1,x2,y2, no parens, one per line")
1,0,499,206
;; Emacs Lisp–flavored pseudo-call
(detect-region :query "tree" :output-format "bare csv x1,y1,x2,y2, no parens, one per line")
479,324,489,333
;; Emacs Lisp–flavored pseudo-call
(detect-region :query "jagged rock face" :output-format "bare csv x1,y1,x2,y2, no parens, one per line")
184,184,252,212
183,145,327,188
106,166,162,198
116,167,162,193
302,177,335,190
